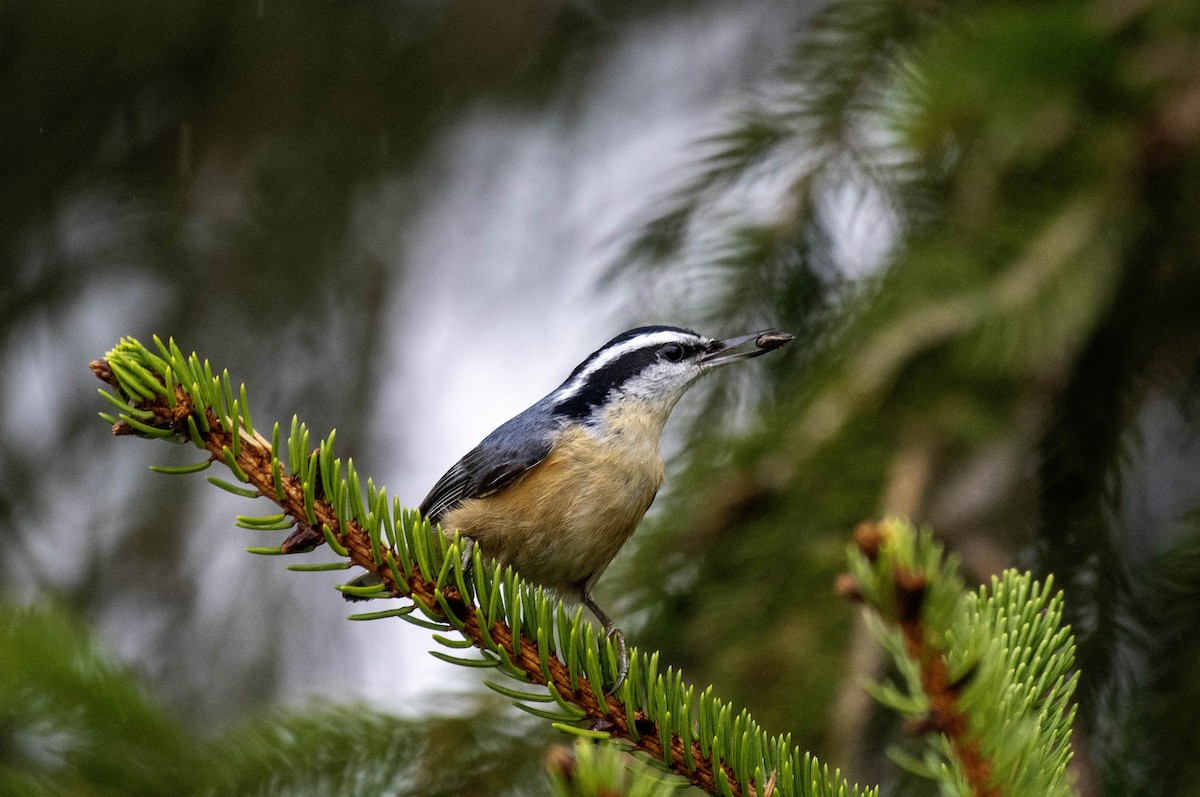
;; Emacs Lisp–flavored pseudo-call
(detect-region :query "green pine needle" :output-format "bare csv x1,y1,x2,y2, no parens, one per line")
206,476,260,499
287,561,351,572
346,606,418,621
149,460,213,475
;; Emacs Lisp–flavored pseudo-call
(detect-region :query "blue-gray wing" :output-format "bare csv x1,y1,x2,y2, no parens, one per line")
419,411,556,523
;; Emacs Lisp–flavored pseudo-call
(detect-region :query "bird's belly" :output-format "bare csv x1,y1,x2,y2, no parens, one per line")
439,427,664,598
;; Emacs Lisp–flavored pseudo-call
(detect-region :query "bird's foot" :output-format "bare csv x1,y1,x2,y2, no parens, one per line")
605,627,629,695
458,536,475,574
584,593,628,695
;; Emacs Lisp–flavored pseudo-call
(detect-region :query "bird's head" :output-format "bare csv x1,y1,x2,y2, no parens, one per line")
548,325,793,425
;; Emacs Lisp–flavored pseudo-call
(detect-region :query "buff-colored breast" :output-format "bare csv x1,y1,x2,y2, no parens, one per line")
441,415,666,599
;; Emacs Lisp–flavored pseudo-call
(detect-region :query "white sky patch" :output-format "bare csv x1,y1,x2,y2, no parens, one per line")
821,173,899,280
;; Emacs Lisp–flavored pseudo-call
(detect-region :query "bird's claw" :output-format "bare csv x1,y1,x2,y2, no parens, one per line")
583,593,628,695
605,627,628,695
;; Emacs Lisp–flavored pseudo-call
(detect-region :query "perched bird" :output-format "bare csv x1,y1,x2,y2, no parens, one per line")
349,325,792,690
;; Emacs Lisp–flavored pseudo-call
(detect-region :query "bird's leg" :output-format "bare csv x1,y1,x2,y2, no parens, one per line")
459,535,476,575
583,591,628,695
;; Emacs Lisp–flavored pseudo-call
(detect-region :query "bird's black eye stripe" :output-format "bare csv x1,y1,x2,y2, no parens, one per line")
552,336,704,419
553,347,660,418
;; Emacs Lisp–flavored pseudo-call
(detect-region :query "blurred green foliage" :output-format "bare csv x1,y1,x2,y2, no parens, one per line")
0,604,550,795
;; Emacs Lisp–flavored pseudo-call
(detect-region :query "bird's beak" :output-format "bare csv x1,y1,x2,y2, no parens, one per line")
700,329,794,367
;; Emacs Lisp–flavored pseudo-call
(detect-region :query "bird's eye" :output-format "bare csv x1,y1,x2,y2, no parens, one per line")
660,343,684,362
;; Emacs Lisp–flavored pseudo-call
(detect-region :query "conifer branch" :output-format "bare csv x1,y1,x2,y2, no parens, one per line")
838,520,1078,797
90,337,1078,797
845,523,995,796
90,337,868,797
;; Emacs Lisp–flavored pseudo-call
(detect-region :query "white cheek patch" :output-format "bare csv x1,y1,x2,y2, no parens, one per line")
619,361,703,403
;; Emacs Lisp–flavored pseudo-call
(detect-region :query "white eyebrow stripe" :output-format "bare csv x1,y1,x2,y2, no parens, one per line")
551,330,700,404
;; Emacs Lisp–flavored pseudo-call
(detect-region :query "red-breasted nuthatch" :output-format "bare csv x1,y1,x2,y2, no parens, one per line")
349,325,792,691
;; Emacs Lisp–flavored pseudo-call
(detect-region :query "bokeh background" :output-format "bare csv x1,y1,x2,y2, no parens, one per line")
4,1,1200,794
